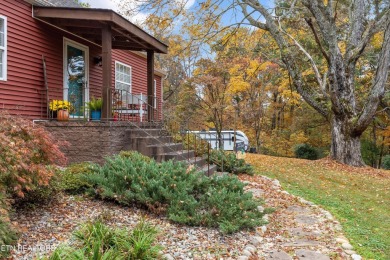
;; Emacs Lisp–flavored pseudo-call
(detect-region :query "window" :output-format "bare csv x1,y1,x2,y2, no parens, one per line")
0,16,7,81
115,61,131,92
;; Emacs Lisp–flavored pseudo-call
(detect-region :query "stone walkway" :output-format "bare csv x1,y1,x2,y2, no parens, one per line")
238,174,361,260
10,174,361,259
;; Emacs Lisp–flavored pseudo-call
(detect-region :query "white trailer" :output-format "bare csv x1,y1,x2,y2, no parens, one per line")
189,130,249,151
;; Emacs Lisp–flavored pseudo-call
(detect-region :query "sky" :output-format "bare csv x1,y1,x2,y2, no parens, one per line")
79,0,196,11
79,0,118,10
78,0,274,30
79,0,197,23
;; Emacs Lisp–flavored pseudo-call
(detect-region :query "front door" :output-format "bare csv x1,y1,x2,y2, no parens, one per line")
63,38,89,118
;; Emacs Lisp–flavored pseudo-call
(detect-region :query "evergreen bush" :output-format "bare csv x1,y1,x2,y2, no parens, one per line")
294,144,319,160
56,163,94,194
208,150,254,175
85,152,265,233
382,155,390,170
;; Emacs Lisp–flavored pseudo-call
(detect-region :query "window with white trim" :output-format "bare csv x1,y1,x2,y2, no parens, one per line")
153,79,157,109
115,61,132,92
0,16,7,81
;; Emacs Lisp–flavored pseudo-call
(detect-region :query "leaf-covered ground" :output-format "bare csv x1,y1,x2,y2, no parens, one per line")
246,154,390,260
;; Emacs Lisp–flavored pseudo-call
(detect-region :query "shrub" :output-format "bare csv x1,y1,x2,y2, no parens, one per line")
382,155,390,170
56,163,94,194
118,150,152,163
0,111,67,198
361,139,381,167
294,144,319,160
40,219,161,260
85,153,265,233
0,193,18,258
208,150,254,175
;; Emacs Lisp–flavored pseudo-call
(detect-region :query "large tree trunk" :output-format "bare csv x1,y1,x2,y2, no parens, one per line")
330,116,365,166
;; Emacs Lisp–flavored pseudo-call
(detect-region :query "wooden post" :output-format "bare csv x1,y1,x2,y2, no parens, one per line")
101,24,112,121
147,50,154,121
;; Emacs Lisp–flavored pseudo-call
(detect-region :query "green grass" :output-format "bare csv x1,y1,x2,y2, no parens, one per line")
246,154,390,260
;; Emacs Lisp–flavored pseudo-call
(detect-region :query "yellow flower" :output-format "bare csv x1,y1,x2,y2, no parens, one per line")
49,100,72,111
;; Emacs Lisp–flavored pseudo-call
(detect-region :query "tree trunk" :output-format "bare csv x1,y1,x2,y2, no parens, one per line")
330,116,365,166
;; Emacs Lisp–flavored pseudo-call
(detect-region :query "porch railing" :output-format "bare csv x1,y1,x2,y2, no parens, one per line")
112,89,161,122
48,88,161,123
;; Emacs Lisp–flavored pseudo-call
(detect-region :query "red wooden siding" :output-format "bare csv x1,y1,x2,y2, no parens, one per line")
0,0,163,119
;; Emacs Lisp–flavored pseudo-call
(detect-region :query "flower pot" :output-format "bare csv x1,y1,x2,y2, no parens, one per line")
91,110,101,121
57,109,69,121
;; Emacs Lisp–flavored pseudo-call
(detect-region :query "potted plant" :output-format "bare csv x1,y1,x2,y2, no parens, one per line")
49,100,72,121
86,97,103,121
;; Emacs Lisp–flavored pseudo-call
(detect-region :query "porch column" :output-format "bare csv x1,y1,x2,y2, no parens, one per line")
147,50,154,121
101,24,112,121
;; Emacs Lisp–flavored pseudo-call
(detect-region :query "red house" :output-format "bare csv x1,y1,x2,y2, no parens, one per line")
0,0,168,122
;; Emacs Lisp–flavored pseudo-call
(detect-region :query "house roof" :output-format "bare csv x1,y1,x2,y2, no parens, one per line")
32,6,168,53
24,0,81,8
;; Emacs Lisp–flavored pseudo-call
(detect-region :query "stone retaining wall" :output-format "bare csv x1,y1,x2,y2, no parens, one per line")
36,121,145,164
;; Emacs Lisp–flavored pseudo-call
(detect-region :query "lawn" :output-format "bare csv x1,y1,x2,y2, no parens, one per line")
246,154,390,260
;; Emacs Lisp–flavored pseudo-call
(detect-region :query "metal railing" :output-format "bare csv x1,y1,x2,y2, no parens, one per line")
162,117,229,174
112,89,161,123
47,88,162,123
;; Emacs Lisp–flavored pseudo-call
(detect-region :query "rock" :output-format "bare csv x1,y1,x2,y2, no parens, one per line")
345,250,356,255
247,188,265,198
245,245,256,253
237,256,249,260
351,254,362,260
288,227,321,237
299,198,315,205
295,249,330,260
281,190,289,195
295,215,318,225
283,239,320,247
163,253,175,260
257,206,265,213
286,205,309,213
272,179,281,187
250,235,263,246
341,243,353,250
260,226,267,233
242,249,252,256
266,250,292,260
333,223,343,231
335,237,349,244
262,176,272,181
324,211,333,220
263,214,269,221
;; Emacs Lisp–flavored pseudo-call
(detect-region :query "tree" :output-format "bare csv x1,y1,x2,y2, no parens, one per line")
236,0,390,166
121,0,390,166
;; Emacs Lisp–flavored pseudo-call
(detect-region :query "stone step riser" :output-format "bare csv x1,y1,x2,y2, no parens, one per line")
127,129,169,138
129,136,174,146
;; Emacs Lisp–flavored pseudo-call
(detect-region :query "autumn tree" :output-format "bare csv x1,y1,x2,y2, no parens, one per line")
233,0,390,166
121,0,390,166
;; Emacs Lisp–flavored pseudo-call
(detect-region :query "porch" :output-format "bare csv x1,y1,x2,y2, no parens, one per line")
33,6,168,122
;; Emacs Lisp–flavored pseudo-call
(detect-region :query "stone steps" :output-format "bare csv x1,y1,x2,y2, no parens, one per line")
126,128,216,175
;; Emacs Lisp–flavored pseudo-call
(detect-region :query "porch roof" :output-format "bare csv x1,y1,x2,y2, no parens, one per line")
32,6,168,54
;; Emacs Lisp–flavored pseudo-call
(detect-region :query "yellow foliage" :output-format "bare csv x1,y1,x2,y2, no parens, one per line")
371,32,384,50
